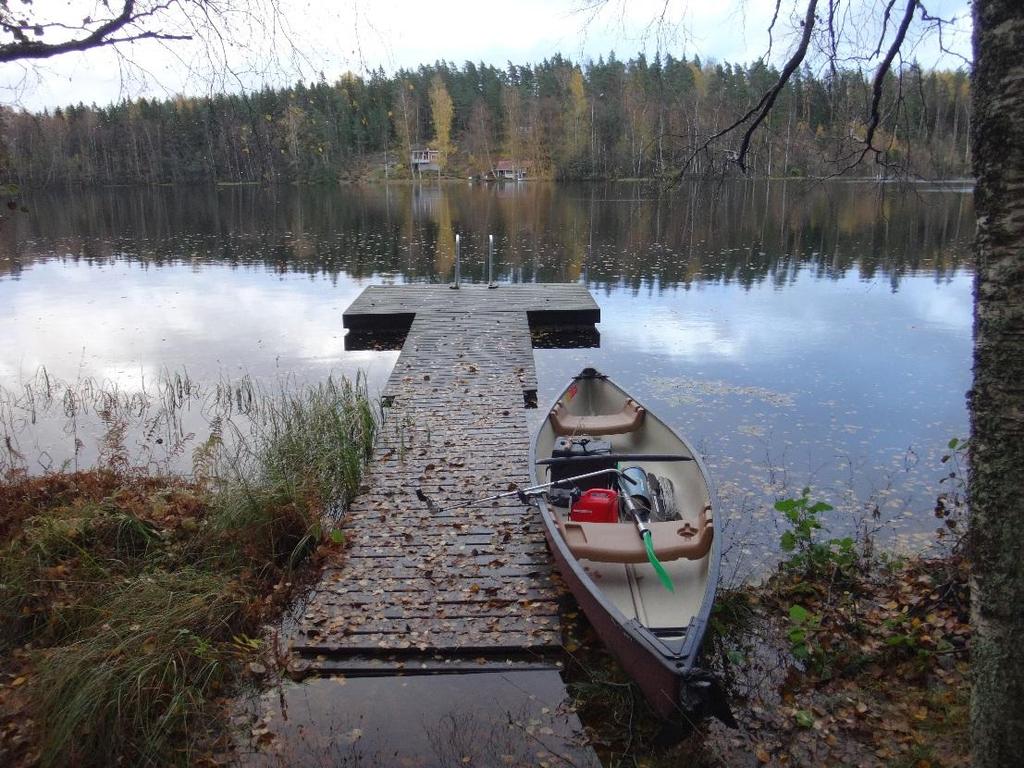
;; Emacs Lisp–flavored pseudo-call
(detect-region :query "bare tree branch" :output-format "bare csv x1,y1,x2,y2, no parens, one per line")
920,3,972,69
678,0,820,177
763,0,784,61
834,0,918,173
828,0,840,84
871,0,900,58
0,1,194,64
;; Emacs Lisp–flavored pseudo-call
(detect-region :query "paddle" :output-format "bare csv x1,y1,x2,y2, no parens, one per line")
536,453,693,466
618,479,675,593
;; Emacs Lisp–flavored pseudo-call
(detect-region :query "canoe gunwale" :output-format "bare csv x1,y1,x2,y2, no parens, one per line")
529,367,723,720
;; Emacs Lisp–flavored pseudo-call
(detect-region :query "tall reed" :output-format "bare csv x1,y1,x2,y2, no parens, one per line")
0,371,379,767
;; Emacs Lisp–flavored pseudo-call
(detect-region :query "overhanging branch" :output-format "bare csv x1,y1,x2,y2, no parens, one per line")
0,0,192,64
677,0,819,177
834,0,918,173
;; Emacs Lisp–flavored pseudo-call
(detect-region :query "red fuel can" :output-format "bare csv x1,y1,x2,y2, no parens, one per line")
569,488,620,524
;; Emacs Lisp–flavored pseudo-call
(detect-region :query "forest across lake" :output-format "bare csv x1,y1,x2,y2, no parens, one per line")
0,53,971,188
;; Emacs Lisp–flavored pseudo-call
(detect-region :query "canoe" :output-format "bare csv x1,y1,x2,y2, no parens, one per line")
530,367,733,725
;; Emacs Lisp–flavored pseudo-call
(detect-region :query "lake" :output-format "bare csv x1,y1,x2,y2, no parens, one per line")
0,180,974,578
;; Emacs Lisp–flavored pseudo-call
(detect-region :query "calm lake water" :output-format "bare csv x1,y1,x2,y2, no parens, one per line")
0,180,974,577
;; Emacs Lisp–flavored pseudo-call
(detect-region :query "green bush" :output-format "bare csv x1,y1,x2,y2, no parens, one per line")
775,488,857,578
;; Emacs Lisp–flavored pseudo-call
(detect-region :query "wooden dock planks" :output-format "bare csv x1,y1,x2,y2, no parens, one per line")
289,284,600,676
342,283,600,330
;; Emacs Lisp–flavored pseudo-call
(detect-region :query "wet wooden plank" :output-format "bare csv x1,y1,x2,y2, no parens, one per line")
316,571,560,591
343,284,599,330
293,632,561,654
288,656,561,678
343,551,549,566
299,609,559,631
342,531,548,547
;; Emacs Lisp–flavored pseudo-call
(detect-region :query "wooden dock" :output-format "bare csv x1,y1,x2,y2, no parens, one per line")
287,283,600,677
342,283,601,329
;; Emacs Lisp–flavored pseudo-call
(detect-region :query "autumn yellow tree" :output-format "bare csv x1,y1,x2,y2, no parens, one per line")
428,74,454,168
567,68,588,152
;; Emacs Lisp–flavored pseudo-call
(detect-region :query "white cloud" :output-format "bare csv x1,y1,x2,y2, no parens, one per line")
597,283,823,362
0,0,972,111
898,277,974,333
0,261,396,395
594,267,973,363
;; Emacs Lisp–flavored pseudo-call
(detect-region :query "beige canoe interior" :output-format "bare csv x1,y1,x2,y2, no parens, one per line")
535,376,712,638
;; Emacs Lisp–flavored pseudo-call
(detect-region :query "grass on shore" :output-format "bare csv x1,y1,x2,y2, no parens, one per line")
0,375,377,767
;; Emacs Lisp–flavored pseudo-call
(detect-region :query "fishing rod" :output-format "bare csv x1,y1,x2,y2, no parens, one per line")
415,467,635,513
473,467,635,504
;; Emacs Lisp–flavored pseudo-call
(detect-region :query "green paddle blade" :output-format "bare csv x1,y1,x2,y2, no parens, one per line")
643,530,675,593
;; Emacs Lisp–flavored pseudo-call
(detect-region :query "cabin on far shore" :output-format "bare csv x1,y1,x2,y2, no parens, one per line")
410,148,441,175
485,159,527,181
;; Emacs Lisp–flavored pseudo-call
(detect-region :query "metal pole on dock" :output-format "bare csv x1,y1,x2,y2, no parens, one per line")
451,233,461,289
488,234,497,289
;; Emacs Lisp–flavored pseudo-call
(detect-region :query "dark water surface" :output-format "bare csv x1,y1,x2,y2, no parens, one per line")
240,671,597,767
0,180,974,576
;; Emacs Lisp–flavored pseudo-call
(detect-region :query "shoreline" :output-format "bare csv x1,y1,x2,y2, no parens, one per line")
4,175,977,194
0,464,971,767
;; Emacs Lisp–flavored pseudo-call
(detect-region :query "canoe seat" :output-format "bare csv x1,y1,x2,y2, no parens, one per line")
549,398,645,436
557,506,713,564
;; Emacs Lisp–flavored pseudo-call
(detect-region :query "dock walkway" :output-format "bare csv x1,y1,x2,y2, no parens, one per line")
288,284,600,676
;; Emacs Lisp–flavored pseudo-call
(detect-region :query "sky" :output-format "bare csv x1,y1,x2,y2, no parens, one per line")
0,0,973,112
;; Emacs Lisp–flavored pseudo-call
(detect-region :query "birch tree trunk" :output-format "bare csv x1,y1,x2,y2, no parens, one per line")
970,0,1024,764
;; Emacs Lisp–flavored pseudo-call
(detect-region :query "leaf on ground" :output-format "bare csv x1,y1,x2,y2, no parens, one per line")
794,709,815,728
